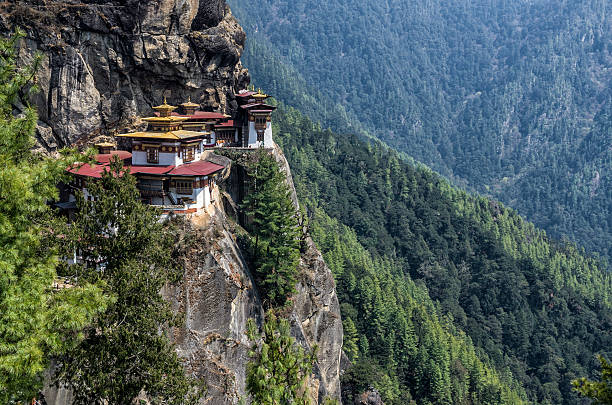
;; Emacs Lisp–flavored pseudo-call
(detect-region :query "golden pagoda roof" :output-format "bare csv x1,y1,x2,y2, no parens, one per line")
180,96,200,108
142,116,189,123
95,142,116,147
117,129,210,140
152,97,177,114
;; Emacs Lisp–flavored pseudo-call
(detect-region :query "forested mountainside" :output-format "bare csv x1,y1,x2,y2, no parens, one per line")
228,0,612,263
272,103,612,404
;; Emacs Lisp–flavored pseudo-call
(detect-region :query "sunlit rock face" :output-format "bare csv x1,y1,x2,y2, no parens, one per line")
0,0,249,151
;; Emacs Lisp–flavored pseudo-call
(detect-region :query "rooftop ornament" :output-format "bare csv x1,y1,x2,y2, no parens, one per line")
152,96,177,117
252,88,269,101
180,96,200,109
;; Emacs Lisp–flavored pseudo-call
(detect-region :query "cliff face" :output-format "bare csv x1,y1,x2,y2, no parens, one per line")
43,148,343,405
0,0,249,150
176,146,343,404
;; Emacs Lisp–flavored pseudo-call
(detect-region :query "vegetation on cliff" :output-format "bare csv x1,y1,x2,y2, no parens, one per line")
273,103,611,404
246,312,316,405
0,31,107,403
54,158,200,404
241,150,302,308
573,355,612,404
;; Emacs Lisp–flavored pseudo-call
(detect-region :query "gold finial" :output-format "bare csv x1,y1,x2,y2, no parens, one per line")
188,95,191,102
163,96,168,105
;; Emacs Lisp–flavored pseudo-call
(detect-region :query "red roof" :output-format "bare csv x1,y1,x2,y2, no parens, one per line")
215,120,236,128
153,111,225,120
67,163,126,178
129,165,175,175
177,111,226,120
68,163,106,178
168,160,224,176
95,150,132,164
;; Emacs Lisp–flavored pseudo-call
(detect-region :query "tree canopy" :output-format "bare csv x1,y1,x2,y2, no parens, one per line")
273,103,611,404
246,312,316,405
53,158,199,404
240,150,301,308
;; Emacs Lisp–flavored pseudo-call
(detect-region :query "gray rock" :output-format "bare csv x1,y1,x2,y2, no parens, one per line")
166,211,264,404
355,389,384,405
1,0,249,150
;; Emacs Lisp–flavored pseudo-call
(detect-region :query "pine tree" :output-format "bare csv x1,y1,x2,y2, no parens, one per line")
53,158,200,404
241,150,300,307
0,31,107,403
343,317,360,362
246,312,316,405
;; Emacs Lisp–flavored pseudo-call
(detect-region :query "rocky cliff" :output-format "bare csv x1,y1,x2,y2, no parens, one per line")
180,146,343,404
146,145,343,404
0,0,249,151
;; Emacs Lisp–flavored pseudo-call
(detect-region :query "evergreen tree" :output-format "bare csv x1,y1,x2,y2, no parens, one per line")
241,150,300,307
573,356,612,405
53,158,199,404
0,31,106,403
246,312,316,405
342,317,359,362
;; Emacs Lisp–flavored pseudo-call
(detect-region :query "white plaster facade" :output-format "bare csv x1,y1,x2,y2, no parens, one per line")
246,121,273,148
131,140,204,166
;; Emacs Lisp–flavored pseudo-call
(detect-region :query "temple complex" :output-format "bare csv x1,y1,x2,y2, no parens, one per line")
62,88,276,215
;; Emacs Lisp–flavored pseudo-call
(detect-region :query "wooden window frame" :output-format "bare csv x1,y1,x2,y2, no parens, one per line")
146,146,159,164
183,145,196,162
175,180,193,195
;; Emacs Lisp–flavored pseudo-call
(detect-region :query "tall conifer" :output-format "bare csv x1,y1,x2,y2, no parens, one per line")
241,150,300,307
246,312,316,404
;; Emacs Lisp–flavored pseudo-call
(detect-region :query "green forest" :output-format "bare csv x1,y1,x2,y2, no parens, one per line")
272,103,611,404
228,0,612,263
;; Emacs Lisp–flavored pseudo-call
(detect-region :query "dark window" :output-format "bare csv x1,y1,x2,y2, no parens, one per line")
175,180,193,195
146,147,159,163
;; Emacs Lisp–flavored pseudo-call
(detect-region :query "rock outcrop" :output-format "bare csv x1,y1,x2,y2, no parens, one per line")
167,208,264,404
355,389,384,405
0,0,249,151
208,145,344,403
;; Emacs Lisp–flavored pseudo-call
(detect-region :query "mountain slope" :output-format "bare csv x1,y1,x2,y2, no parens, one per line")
228,0,612,262
273,103,612,404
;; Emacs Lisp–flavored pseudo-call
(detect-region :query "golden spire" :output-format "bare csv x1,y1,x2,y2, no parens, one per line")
253,88,269,101
180,95,199,109
153,96,177,117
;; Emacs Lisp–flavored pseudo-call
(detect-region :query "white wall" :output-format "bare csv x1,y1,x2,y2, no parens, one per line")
203,186,210,207
131,141,203,166
247,122,258,147
132,149,182,166
264,121,273,147
247,121,273,148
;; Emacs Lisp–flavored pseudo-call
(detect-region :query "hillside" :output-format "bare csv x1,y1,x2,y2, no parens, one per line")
273,103,612,404
228,0,612,263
